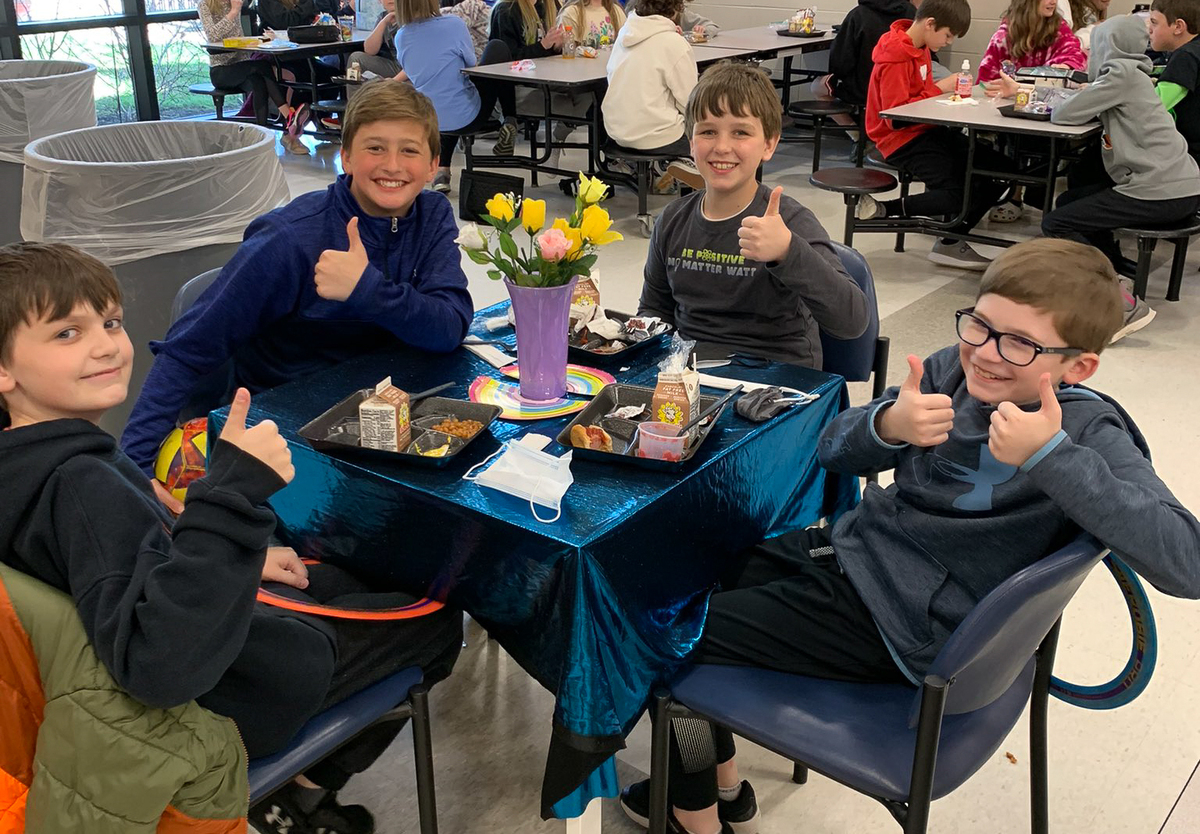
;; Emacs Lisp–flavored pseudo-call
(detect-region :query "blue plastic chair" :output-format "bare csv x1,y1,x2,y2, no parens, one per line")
646,536,1109,834
248,668,440,834
823,242,889,401
169,268,237,422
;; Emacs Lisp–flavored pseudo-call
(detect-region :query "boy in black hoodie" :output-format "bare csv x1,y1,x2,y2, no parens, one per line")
828,0,920,106
0,242,462,834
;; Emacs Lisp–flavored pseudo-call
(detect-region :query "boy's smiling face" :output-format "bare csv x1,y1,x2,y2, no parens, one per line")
689,106,779,201
958,294,1098,405
0,302,132,427
341,118,437,218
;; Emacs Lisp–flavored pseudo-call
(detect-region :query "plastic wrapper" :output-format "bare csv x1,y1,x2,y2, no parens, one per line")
0,60,96,164
21,121,290,265
657,332,697,375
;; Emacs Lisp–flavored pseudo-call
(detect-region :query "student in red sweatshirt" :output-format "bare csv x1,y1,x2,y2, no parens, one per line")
862,0,1018,270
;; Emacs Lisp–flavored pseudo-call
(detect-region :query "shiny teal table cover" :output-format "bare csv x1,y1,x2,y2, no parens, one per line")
210,302,858,818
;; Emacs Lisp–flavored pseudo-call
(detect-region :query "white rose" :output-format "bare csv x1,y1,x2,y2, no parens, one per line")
454,223,487,250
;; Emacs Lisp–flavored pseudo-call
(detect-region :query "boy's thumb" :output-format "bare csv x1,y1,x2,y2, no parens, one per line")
902,354,924,391
222,387,251,436
345,216,362,250
765,185,783,217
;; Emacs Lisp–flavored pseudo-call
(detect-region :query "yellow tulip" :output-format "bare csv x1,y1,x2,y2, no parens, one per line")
577,173,609,205
521,198,546,233
552,218,585,257
578,205,623,246
485,193,515,223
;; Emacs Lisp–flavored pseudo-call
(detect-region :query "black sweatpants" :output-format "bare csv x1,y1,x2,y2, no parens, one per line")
1042,147,1200,267
264,563,463,791
666,527,909,811
209,60,288,126
883,127,1016,239
439,40,519,167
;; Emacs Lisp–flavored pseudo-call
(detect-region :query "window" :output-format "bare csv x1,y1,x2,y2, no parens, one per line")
144,0,203,12
21,28,135,124
356,0,384,31
14,0,122,24
148,19,212,119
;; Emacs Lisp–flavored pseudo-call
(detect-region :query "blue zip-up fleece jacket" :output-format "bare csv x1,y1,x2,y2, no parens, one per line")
818,345,1200,679
122,176,473,473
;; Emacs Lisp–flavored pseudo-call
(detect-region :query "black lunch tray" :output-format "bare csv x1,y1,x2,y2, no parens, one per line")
555,384,729,472
567,309,673,366
997,103,1052,122
298,392,502,468
775,28,828,37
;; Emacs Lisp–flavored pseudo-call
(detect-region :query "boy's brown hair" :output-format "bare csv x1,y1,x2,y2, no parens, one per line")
685,61,783,140
977,239,1124,353
1152,0,1200,35
394,0,440,26
0,242,122,365
915,0,971,37
635,0,686,20
342,80,440,159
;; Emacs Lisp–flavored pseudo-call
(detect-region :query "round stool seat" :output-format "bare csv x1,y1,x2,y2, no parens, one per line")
443,119,501,137
788,99,856,117
1118,215,1200,239
602,140,677,162
864,147,896,170
810,167,897,195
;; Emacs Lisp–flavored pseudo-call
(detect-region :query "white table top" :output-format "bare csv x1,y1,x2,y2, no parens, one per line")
462,44,758,87
880,90,1101,137
697,25,836,56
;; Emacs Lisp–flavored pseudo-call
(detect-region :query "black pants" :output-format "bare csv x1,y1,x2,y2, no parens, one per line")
264,563,463,791
616,135,691,158
1042,147,1200,266
883,127,1016,238
439,40,518,167
210,60,287,126
666,527,908,811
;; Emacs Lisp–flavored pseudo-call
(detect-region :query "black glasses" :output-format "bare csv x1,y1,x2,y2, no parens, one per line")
955,309,1083,367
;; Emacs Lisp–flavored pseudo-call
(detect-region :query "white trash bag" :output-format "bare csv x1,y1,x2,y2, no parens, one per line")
0,60,96,164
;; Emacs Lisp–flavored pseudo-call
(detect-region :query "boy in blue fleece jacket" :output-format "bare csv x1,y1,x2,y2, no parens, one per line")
122,80,473,480
619,238,1200,834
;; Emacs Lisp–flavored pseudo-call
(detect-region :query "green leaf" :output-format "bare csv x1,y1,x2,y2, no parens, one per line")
571,254,598,272
487,269,505,282
466,248,493,265
499,234,519,261
504,217,522,235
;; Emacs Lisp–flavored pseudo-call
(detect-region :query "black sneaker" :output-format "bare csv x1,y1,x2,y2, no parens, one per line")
619,779,747,833
717,781,760,834
249,781,376,834
493,121,517,156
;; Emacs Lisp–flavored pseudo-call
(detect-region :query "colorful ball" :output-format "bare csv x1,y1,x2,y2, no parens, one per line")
154,418,209,502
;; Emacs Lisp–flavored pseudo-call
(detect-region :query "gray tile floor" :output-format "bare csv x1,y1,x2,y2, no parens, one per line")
262,125,1200,833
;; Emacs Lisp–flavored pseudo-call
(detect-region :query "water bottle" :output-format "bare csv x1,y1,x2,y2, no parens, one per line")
956,59,974,98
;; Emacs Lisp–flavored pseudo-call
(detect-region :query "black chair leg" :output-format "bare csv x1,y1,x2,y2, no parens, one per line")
1167,238,1189,302
811,117,824,174
1030,621,1062,834
410,684,439,834
1132,236,1157,300
637,161,650,218
896,178,910,253
843,195,857,247
791,762,809,784
648,691,672,834
214,95,225,121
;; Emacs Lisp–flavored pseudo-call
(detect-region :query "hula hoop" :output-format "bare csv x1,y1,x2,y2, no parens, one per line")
256,558,446,621
1049,553,1157,709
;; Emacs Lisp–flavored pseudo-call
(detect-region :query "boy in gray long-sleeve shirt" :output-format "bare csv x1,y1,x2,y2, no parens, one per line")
618,238,1200,833
637,62,868,368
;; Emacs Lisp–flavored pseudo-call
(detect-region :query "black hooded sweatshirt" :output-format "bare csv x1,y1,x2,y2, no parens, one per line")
829,0,916,105
0,416,337,756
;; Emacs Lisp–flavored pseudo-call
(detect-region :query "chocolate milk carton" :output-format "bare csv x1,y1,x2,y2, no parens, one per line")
358,376,411,451
651,334,700,440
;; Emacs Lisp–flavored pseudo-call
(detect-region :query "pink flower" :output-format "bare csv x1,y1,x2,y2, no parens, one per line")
536,228,572,262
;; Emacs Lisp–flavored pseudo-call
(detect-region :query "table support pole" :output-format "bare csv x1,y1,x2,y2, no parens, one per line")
564,797,602,834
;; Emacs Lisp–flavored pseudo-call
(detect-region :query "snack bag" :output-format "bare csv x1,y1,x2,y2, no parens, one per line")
651,334,700,440
359,376,411,451
570,270,602,327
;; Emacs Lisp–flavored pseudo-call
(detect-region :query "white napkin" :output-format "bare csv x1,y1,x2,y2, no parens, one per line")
464,343,514,368
697,373,804,396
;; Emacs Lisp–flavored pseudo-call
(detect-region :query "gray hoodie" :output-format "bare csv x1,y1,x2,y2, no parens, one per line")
1052,15,1200,201
819,345,1200,679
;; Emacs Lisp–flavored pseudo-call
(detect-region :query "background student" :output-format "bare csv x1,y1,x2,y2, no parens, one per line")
1149,0,1200,163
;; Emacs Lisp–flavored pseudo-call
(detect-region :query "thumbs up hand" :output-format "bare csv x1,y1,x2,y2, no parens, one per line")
876,355,956,447
737,186,792,263
315,217,369,302
987,373,1063,467
219,388,295,484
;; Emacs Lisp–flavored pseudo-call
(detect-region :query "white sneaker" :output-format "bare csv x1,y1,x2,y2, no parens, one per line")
928,239,991,271
546,147,562,171
856,194,884,220
988,201,1024,223
1110,297,1156,344
666,159,705,191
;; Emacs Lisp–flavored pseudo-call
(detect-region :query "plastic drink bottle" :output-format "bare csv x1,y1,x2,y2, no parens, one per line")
956,59,973,98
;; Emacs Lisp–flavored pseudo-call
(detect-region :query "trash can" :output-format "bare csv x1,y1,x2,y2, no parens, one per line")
22,121,291,435
0,59,96,246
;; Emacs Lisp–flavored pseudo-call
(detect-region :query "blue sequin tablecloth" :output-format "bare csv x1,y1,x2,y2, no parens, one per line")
210,303,858,818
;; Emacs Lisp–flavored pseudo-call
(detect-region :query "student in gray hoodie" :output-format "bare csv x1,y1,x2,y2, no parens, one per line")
619,238,1200,834
1043,14,1200,315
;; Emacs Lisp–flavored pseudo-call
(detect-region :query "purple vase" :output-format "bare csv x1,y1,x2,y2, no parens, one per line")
505,276,578,401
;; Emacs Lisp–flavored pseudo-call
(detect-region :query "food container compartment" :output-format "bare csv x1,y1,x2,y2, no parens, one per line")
555,383,728,471
299,391,500,468
407,430,465,458
567,309,673,365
